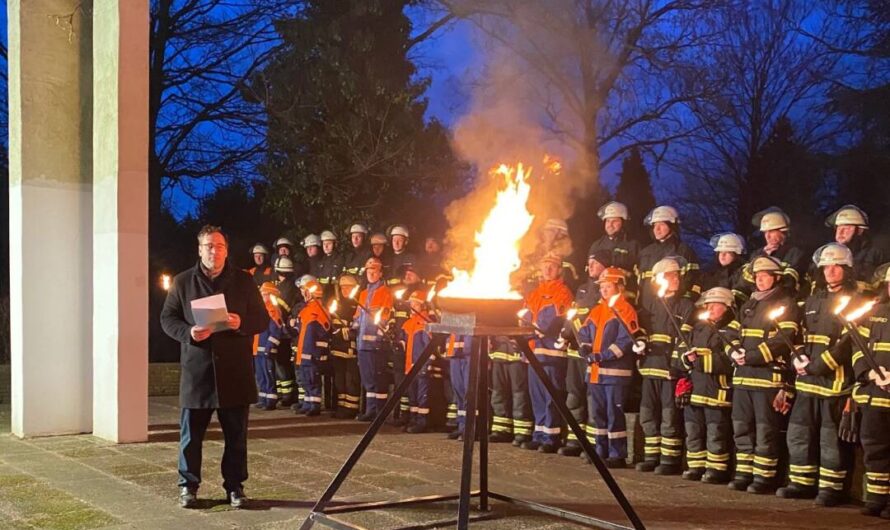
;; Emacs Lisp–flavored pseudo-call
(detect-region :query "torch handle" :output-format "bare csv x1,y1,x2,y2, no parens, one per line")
407,305,432,323
843,321,887,376
657,297,691,349
704,321,744,357
771,322,805,362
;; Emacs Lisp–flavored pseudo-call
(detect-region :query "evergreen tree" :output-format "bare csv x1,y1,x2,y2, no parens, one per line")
614,147,656,241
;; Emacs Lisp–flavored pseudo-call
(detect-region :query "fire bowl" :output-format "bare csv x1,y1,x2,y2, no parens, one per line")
435,296,525,328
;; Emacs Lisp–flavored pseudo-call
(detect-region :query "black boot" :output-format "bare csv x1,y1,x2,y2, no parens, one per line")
701,470,730,484
654,464,682,476
727,477,752,491
489,431,513,443
746,481,775,495
635,460,658,472
557,444,582,457
813,489,845,507
682,469,705,481
776,484,817,499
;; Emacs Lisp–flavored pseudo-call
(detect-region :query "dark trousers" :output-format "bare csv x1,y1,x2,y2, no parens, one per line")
358,349,389,415
332,355,361,415
450,356,470,433
391,348,409,417
640,377,683,466
254,355,277,406
588,384,629,460
786,394,847,492
408,368,431,428
299,361,322,412
490,359,532,439
274,348,296,404
178,406,249,493
529,359,567,446
565,356,589,446
685,405,732,474
732,388,782,485
861,405,890,507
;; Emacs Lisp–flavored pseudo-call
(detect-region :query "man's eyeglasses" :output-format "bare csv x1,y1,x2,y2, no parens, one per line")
200,243,227,251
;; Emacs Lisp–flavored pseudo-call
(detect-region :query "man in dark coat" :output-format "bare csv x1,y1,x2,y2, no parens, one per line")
161,225,270,510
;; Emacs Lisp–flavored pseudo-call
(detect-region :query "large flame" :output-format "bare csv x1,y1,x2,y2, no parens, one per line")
439,163,535,300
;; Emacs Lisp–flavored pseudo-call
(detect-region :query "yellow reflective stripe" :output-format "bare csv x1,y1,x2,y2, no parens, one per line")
741,329,765,338
821,351,839,371
778,321,799,332
650,334,673,344
638,368,671,379
795,381,848,397
758,342,773,363
733,376,784,389
690,394,731,407
805,334,831,345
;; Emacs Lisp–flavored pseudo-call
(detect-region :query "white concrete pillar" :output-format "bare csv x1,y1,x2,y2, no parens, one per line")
9,0,94,436
92,0,149,443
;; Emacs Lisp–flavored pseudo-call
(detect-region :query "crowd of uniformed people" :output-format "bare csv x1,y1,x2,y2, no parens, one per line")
244,204,890,519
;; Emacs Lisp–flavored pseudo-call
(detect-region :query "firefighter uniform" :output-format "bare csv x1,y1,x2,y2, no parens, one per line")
294,290,331,416
702,233,747,306
401,302,434,433
255,284,285,410
740,208,808,297
525,272,574,451
447,334,474,437
343,224,372,277
578,290,638,464
636,206,701,313
588,202,640,302
318,231,344,301
826,206,886,294
852,293,890,518
489,336,533,444
354,275,395,420
561,275,601,454
779,286,857,503
273,258,299,407
680,288,739,483
636,264,696,474
247,244,275,286
731,277,799,493
330,291,360,419
390,280,423,423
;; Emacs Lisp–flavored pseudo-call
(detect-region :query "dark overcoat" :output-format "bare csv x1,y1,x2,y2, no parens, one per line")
161,260,270,409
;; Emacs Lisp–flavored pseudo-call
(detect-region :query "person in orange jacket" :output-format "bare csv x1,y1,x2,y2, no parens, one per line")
293,278,331,416
255,282,285,410
353,257,395,420
522,252,574,453
400,290,435,433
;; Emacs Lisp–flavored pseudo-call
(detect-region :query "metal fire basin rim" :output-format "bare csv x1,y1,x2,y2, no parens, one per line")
425,322,532,337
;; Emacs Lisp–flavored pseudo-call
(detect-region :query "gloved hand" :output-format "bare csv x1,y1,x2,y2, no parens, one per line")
869,367,890,389
632,340,647,355
554,337,567,350
792,355,810,376
731,348,746,366
674,377,693,408
683,349,698,363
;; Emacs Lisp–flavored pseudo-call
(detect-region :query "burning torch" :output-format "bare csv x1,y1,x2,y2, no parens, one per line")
563,307,583,347
766,306,806,361
517,308,548,336
344,284,371,313
393,288,431,322
606,294,638,339
833,296,887,378
697,310,744,357
160,274,171,291
654,273,691,347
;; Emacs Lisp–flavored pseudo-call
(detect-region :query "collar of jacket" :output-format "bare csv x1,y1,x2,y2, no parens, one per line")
196,259,233,285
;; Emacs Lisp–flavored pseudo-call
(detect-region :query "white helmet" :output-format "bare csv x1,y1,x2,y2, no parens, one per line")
825,205,868,228
320,230,337,242
652,257,682,275
812,243,853,268
390,225,410,239
274,237,294,248
251,243,270,255
349,223,369,234
644,206,680,225
297,274,317,289
751,256,783,274
753,207,790,232
274,255,295,273
697,287,734,307
370,233,388,245
709,233,745,255
303,234,321,247
597,201,629,221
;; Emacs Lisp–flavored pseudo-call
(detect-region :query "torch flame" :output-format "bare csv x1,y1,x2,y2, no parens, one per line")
608,294,620,308
394,288,406,300
834,295,852,316
426,288,436,303
698,310,709,321
566,308,578,320
329,299,338,314
348,285,360,300
768,306,786,321
655,273,669,298
517,308,530,320
373,308,384,325
270,294,279,307
161,274,171,291
845,300,877,322
439,163,535,300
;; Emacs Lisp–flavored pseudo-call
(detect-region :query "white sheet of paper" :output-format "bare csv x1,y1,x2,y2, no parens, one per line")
191,294,229,332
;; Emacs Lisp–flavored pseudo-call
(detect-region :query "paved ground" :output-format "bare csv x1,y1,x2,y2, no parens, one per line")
0,397,885,530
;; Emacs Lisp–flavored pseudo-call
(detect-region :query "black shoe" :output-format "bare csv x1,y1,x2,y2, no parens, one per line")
557,445,582,457
654,464,682,476
179,486,197,509
776,485,817,499
635,461,658,472
290,403,303,412
881,505,890,520
228,488,248,509
701,470,730,484
305,408,321,417
512,435,530,447
746,481,774,495
279,397,295,407
406,424,426,434
388,416,409,427
520,441,540,451
252,401,266,409
606,458,627,469
682,470,704,481
489,432,513,443
861,501,885,517
446,429,462,440
727,478,752,491
333,410,356,420
813,490,844,507
356,412,375,422
538,443,558,454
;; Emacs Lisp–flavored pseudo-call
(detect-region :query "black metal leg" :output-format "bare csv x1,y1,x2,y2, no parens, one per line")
299,335,445,530
477,337,490,511
458,340,482,529
518,342,646,530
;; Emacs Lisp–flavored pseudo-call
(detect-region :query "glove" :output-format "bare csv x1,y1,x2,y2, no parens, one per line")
632,340,646,354
683,349,698,363
792,355,810,376
772,389,792,415
731,348,746,366
838,397,860,443
554,337,567,350
674,377,693,408
869,368,890,388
